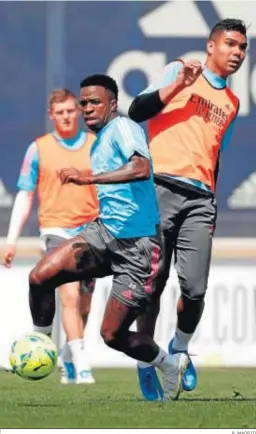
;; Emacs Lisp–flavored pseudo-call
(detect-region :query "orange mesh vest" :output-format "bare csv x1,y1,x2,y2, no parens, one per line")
36,132,99,228
148,73,239,191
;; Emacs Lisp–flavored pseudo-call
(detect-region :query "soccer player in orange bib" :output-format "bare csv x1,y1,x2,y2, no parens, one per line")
2,89,99,385
129,18,247,400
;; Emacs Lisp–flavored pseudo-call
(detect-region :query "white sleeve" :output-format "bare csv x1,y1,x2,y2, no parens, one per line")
6,190,35,244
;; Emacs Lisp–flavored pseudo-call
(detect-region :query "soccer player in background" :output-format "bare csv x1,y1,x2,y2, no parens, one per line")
27,74,189,401
2,89,98,385
129,18,247,400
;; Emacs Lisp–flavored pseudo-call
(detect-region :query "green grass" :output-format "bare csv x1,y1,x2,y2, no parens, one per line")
1,368,256,428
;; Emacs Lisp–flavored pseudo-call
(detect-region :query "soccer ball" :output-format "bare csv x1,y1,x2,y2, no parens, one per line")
9,332,58,380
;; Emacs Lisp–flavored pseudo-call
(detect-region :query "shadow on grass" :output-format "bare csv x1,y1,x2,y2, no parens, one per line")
179,397,256,402
16,396,256,406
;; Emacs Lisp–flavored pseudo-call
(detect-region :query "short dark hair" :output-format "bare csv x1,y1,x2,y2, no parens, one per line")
80,74,118,99
209,18,247,39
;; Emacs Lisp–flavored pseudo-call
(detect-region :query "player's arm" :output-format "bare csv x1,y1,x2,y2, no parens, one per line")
59,119,151,185
60,155,149,185
2,142,38,268
87,153,149,184
128,59,203,123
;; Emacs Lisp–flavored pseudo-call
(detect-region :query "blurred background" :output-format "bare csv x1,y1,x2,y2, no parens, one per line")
0,0,256,369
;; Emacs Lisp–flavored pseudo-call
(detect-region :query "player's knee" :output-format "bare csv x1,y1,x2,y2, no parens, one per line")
100,325,113,345
100,325,118,348
63,291,79,309
180,275,207,300
29,265,46,287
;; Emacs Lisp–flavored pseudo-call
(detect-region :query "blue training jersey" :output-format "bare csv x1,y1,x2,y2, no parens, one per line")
90,116,160,239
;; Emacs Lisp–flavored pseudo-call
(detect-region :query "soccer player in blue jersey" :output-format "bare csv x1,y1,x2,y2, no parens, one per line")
28,74,188,401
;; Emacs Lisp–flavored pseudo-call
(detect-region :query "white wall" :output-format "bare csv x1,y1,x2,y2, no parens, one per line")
1,263,256,368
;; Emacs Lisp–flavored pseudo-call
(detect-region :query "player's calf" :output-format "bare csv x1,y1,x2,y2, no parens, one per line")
136,277,166,401
169,295,205,391
101,297,187,400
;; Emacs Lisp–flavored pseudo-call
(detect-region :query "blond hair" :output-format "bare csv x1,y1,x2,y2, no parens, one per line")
48,88,77,109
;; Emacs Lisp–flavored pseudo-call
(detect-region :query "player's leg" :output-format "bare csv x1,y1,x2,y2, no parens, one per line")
170,193,217,391
136,234,174,400
136,182,179,337
136,234,174,335
29,230,105,340
41,236,85,383
57,221,111,382
136,182,180,400
58,281,82,384
38,234,95,384
80,281,95,329
77,280,96,373
101,300,188,404
59,281,95,385
65,280,96,384
100,231,188,401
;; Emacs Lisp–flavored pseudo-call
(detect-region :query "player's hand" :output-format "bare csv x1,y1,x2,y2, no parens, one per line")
176,60,203,88
2,245,16,268
59,168,92,185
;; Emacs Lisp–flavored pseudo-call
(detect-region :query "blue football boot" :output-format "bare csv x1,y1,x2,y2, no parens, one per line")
137,365,164,401
168,338,197,391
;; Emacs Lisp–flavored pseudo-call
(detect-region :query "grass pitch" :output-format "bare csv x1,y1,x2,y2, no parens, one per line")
0,368,256,428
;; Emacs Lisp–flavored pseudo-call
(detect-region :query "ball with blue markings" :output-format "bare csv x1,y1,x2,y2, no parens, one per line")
9,332,58,380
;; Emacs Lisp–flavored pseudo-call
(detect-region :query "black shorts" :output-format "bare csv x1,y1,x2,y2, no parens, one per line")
78,219,163,309
42,234,95,294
